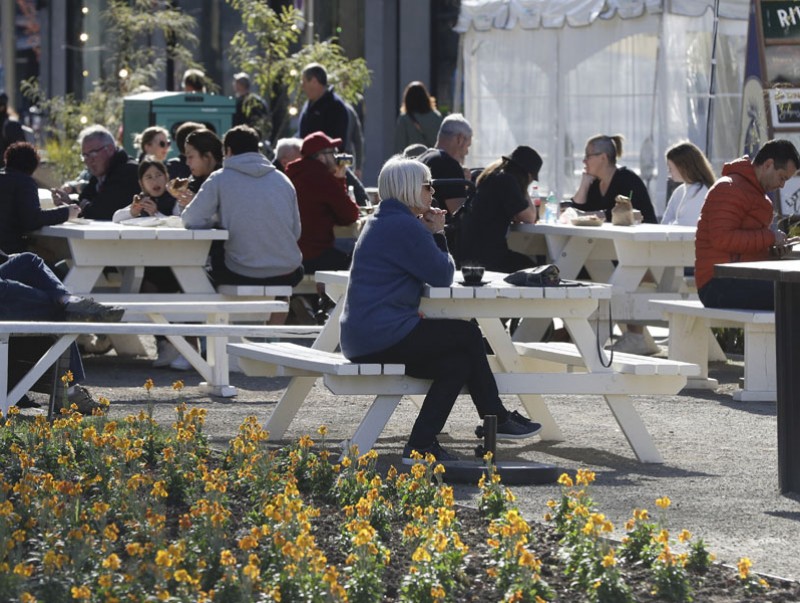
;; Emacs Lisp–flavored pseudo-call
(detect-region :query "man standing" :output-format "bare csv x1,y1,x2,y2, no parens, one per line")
696,138,800,310
52,125,139,220
297,63,348,148
417,113,473,216
286,131,359,274
232,72,270,141
182,125,303,287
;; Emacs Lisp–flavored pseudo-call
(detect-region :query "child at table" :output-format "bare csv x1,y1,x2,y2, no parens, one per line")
113,158,195,370
112,158,179,222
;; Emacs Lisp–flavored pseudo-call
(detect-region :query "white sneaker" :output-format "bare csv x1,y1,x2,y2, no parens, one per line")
169,354,192,371
608,332,660,356
153,340,180,368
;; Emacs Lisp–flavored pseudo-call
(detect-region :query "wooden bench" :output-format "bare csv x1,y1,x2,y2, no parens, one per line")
0,321,322,413
227,340,700,461
513,341,701,377
228,341,407,456
650,299,775,401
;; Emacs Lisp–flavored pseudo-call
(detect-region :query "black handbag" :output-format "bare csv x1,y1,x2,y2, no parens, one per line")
504,264,562,287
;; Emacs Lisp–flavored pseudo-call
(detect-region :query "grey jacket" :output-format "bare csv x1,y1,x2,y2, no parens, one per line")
182,152,303,278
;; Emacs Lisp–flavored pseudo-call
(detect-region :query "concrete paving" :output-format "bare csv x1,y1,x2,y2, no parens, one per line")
23,349,800,583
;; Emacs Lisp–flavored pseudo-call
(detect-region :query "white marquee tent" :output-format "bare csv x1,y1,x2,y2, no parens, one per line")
455,0,751,214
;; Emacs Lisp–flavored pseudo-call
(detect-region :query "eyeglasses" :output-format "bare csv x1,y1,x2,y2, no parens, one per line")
422,182,435,191
583,152,603,161
157,140,171,148
81,144,110,162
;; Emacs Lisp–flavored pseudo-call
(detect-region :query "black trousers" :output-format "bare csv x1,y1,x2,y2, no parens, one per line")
351,318,509,448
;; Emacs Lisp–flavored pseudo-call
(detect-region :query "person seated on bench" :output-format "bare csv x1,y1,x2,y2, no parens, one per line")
696,139,800,310
339,156,542,464
0,250,124,413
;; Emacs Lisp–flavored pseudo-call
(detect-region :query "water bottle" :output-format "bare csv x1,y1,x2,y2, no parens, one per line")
545,191,559,224
529,181,541,222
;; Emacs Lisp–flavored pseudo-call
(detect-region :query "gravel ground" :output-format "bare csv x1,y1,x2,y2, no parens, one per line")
22,345,800,583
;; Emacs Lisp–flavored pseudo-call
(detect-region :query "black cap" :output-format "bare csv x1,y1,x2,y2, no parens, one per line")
502,145,543,179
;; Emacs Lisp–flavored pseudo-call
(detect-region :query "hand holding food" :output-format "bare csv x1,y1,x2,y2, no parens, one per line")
166,177,190,197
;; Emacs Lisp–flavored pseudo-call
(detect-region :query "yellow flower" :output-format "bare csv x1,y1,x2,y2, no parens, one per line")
220,549,236,566
678,529,692,543
61,371,74,385
103,523,119,542
155,549,172,567
102,553,121,570
172,380,184,390
557,473,573,487
737,557,752,579
317,425,328,436
655,496,671,509
575,468,596,486
71,585,91,599
602,550,616,567
13,563,33,577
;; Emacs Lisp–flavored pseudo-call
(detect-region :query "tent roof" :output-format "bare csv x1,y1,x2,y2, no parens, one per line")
455,0,750,32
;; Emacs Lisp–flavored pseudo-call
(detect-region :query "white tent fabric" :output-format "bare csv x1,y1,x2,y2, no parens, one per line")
456,0,749,215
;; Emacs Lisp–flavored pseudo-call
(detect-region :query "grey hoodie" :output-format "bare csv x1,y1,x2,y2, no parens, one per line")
182,152,302,278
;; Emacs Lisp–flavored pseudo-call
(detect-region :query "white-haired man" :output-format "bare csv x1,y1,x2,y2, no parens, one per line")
53,125,139,220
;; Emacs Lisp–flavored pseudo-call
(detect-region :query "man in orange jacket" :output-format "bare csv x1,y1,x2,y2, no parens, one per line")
695,139,800,310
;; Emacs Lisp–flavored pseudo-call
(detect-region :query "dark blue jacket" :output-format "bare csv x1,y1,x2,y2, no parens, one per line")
0,168,70,253
298,87,349,149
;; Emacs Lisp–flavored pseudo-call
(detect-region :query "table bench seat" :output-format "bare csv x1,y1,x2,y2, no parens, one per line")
514,341,700,376
650,299,775,401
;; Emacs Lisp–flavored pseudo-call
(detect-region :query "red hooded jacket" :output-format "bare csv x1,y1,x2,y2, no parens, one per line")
694,157,778,290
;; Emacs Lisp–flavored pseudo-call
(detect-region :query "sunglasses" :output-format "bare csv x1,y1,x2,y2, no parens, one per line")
422,181,435,191
156,140,171,148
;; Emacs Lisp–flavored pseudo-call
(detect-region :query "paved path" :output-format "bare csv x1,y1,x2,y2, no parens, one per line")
24,351,800,582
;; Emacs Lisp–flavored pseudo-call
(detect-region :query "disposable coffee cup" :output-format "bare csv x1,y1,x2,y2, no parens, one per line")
461,266,485,284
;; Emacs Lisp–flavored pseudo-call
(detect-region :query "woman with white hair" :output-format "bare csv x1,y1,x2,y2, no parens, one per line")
339,156,541,463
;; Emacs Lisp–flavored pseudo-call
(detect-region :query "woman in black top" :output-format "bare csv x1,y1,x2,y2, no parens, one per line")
458,145,541,271
571,134,656,224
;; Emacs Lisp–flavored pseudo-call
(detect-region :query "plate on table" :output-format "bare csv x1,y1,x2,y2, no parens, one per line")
458,280,490,287
120,216,167,227
570,216,603,227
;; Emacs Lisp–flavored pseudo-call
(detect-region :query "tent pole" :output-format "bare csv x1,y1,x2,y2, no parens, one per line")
705,0,721,157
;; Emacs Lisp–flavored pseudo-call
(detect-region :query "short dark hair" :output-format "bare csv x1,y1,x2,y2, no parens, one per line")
753,139,800,170
4,142,39,175
223,125,260,155
302,63,328,86
185,129,223,164
173,121,205,154
138,157,168,181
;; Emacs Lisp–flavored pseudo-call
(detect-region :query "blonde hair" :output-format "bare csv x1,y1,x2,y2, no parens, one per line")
378,156,431,212
666,141,715,187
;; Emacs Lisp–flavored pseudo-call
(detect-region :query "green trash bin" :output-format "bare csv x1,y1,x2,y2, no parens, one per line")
122,91,236,159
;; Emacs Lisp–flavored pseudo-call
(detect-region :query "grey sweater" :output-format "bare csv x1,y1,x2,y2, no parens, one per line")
182,152,303,278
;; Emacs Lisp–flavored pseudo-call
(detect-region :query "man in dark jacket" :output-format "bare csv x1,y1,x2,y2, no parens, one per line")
298,64,349,149
52,125,139,220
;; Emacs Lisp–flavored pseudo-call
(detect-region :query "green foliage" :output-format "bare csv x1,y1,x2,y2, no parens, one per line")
22,1,202,183
226,0,371,142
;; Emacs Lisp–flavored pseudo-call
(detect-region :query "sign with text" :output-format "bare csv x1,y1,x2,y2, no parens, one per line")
761,1,800,43
769,88,800,128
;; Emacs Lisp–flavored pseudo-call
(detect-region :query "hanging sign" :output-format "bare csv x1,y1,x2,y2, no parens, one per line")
761,1,800,43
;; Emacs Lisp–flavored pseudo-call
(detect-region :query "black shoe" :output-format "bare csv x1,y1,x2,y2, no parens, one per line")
496,411,542,440
16,394,41,409
64,298,124,323
402,439,461,465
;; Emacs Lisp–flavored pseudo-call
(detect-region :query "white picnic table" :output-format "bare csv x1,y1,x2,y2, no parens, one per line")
261,270,699,463
35,220,227,295
510,222,698,325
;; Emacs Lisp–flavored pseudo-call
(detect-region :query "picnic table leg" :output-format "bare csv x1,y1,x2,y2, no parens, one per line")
604,394,664,463
200,312,237,398
663,314,717,390
733,323,776,402
564,317,663,463
265,293,344,439
477,318,564,441
5,335,78,413
344,394,403,458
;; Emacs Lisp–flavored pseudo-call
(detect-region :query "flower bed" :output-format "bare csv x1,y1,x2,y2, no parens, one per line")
0,387,798,602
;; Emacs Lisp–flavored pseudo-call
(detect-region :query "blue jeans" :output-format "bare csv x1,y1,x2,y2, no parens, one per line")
0,253,85,382
0,252,70,321
350,319,508,449
699,277,774,311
